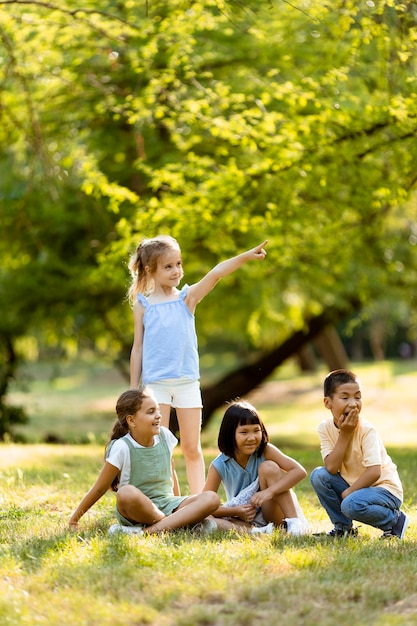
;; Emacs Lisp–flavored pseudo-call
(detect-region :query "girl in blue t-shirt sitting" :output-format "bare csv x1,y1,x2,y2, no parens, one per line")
203,400,310,535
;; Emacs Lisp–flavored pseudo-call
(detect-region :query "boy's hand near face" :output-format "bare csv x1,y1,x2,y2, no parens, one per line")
338,408,359,433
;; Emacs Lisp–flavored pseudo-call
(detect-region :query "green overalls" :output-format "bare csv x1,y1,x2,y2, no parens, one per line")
115,429,187,526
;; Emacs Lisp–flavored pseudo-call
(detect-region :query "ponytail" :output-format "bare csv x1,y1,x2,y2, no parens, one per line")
127,235,181,305
104,388,151,491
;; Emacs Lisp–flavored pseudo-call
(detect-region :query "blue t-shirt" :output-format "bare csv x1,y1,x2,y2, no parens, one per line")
212,452,265,502
139,285,199,385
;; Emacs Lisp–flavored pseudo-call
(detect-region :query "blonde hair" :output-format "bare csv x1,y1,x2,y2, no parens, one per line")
127,235,181,304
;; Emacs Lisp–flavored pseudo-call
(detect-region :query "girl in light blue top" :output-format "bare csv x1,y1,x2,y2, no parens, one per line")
204,401,310,535
128,235,268,493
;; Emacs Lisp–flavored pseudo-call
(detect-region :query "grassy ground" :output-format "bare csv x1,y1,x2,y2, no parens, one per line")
2,359,417,625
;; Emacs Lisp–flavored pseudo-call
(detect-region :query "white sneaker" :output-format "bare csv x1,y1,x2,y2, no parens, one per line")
284,517,309,536
251,522,274,535
108,523,143,536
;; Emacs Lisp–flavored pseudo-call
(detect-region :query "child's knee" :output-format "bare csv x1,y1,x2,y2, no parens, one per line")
181,442,202,460
259,460,283,481
310,466,328,488
202,490,220,512
116,485,140,506
340,498,350,518
341,493,362,518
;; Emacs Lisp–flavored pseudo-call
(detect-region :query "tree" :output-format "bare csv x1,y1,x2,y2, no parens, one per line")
0,0,416,436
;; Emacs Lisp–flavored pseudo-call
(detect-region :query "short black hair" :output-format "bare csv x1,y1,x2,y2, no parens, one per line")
324,369,360,398
218,401,269,458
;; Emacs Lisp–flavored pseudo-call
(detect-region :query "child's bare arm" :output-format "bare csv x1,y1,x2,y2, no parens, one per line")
214,503,257,522
171,460,181,496
185,240,268,313
203,464,222,493
258,443,307,501
324,409,359,474
69,462,119,528
130,302,145,387
341,465,382,498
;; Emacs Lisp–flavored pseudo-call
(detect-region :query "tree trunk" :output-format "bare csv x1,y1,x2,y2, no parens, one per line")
369,319,386,361
296,344,317,372
200,301,360,426
0,334,27,440
313,325,349,371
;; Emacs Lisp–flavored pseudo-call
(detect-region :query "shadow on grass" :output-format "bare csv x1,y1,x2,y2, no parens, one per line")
9,528,417,625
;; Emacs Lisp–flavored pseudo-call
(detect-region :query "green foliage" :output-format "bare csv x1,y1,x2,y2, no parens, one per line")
1,0,417,434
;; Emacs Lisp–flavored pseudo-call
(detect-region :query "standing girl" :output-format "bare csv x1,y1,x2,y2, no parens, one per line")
128,236,268,493
203,401,310,535
69,388,220,534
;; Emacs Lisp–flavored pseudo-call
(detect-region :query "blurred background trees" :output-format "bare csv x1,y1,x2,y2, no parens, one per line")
1,0,416,438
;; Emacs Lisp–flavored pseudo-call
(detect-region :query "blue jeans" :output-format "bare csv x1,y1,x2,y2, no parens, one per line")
310,467,401,531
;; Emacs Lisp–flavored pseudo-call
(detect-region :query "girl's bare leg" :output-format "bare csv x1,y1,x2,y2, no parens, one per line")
116,485,166,525
175,407,205,493
158,403,172,429
158,404,205,493
258,461,298,524
211,517,253,534
145,492,220,533
117,488,219,532
117,488,264,535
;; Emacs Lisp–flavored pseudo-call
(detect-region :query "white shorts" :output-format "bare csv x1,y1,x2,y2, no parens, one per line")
146,377,203,409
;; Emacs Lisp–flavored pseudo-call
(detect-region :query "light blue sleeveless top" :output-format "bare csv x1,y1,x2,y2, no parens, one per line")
139,285,199,385
212,452,266,502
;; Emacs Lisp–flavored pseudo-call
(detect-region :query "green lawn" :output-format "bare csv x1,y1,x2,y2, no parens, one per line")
2,358,417,625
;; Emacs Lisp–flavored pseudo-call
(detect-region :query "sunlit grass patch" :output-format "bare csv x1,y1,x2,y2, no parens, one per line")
1,479,417,626
2,360,417,625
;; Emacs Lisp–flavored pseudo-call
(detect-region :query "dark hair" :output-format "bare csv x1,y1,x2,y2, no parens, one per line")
218,401,269,458
105,388,151,491
324,369,360,398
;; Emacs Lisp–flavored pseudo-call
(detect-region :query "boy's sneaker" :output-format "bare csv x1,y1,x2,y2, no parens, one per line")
108,523,143,536
314,527,358,538
327,527,358,538
251,522,274,535
284,517,309,536
381,511,409,539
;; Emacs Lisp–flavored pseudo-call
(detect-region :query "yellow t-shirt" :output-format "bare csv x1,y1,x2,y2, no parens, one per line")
317,417,403,502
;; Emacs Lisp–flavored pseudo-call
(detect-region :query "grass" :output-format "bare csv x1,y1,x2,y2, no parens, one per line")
2,358,417,625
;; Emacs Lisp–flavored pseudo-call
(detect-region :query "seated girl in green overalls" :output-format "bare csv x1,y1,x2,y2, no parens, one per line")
69,388,219,535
